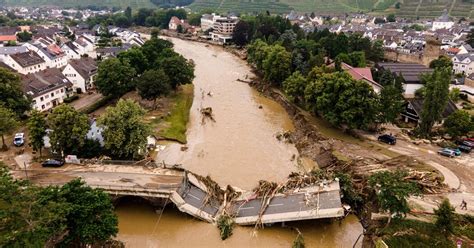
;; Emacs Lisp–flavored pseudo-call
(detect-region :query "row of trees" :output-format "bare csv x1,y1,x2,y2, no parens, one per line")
0,166,118,247
27,99,150,160
248,40,403,129
95,36,195,108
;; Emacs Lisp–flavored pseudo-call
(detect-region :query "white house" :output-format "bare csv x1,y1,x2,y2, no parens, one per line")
74,35,96,57
22,68,73,111
25,43,68,69
0,46,28,62
432,10,454,31
457,44,474,55
61,41,81,60
4,51,46,74
452,53,474,74
62,57,97,93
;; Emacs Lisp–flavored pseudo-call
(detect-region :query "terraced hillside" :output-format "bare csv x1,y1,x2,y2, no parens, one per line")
3,0,156,9
397,0,474,19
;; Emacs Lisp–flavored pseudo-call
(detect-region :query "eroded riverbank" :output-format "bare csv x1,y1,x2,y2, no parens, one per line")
117,37,362,247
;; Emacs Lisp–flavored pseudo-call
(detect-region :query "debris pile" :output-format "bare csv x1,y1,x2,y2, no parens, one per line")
200,107,215,123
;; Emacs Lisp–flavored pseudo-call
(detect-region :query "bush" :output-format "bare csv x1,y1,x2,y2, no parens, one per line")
80,96,114,114
434,198,455,234
63,95,79,103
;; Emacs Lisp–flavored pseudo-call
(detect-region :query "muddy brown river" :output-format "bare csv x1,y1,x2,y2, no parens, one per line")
116,37,362,247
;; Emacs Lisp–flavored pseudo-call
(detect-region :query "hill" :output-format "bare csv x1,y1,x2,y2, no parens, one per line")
2,0,473,18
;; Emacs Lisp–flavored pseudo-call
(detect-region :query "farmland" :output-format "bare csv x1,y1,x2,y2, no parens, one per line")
3,0,156,9
397,0,474,19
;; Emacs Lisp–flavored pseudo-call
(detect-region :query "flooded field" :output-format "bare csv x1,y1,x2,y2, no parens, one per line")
117,37,362,247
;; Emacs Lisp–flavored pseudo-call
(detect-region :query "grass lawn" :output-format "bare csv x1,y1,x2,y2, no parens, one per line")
155,84,194,144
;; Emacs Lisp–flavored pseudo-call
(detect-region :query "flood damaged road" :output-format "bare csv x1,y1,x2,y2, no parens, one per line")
156,37,298,190
116,37,363,247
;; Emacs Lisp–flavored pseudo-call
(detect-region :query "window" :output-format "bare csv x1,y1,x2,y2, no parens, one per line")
41,105,45,109
51,93,54,97
61,89,64,93
40,97,44,101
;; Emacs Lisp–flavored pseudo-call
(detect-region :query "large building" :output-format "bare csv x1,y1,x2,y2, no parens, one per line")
4,51,46,74
376,62,434,97
22,68,73,111
62,57,97,93
431,10,454,31
201,14,239,44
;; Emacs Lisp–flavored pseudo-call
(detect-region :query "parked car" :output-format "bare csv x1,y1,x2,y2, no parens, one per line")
378,134,396,145
457,140,474,148
13,133,24,146
41,159,64,167
450,148,462,156
438,148,456,158
458,145,472,153
465,138,474,142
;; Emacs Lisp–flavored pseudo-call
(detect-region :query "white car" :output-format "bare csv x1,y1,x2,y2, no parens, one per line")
13,133,25,146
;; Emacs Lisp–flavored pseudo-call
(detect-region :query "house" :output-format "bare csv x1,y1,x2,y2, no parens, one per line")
62,57,97,93
4,51,46,74
21,68,73,111
96,44,131,59
61,41,81,60
200,14,215,31
341,62,383,93
457,44,474,55
401,98,457,123
74,35,96,57
431,10,454,31
376,62,434,97
452,53,474,75
0,35,17,44
25,43,68,69
169,16,185,30
0,46,28,62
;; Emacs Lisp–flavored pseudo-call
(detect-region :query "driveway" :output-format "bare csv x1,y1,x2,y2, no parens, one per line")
69,92,103,111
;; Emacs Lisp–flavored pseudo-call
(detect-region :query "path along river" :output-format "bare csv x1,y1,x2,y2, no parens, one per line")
116,37,363,247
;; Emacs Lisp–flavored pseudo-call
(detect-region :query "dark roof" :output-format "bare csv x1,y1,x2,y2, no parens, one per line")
22,68,73,97
377,62,434,84
10,51,45,68
96,44,131,56
0,27,19,35
408,98,457,119
68,57,97,79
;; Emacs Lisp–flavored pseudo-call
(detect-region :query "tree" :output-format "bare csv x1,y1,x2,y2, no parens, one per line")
159,55,195,90
59,179,118,246
125,6,132,20
47,104,89,156
282,71,307,104
279,29,297,49
449,88,461,102
348,51,366,67
117,47,148,75
0,105,18,150
98,99,151,159
16,30,32,42
418,68,451,137
434,198,455,234
369,170,419,224
233,20,251,47
95,58,136,97
466,29,474,48
334,53,351,70
0,68,31,116
247,39,269,71
263,44,292,85
429,55,453,70
27,110,47,156
141,37,173,65
379,70,405,123
387,14,396,22
136,69,171,108
177,24,184,33
443,110,473,138
304,72,380,129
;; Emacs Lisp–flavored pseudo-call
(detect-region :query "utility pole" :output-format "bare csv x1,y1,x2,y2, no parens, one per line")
23,161,28,180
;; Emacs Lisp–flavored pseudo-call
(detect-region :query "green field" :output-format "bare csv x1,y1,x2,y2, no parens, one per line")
3,0,473,16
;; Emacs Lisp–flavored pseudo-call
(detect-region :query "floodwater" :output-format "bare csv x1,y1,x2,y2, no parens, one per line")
116,37,362,247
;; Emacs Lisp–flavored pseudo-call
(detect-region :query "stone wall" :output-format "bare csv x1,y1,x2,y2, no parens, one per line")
383,40,441,66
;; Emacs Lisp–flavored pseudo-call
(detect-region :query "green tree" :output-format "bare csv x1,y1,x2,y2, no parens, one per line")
263,44,291,85
141,37,173,65
233,20,251,47
434,198,455,234
449,88,461,102
369,40,385,63
0,105,18,150
59,179,118,246
16,31,32,42
418,68,451,137
305,72,380,129
0,68,31,116
136,69,171,108
27,110,47,156
282,71,307,104
334,53,351,70
466,29,474,47
125,6,132,20
47,104,89,156
159,54,195,90
443,110,473,138
387,14,396,22
247,39,269,71
429,55,453,70
95,58,136,97
348,51,366,67
118,47,149,75
177,24,184,33
98,99,151,159
369,170,419,224
379,70,405,123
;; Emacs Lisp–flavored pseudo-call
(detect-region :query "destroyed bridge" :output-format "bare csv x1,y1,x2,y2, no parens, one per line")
14,163,345,225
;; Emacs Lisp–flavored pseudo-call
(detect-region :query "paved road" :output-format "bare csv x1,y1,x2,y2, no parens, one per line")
181,185,220,216
233,190,341,217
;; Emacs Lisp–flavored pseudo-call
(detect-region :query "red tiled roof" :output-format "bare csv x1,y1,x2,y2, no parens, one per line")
341,62,381,88
0,35,17,42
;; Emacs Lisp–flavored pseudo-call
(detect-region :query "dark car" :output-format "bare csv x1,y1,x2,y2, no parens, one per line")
378,134,396,145
458,145,472,153
41,159,64,167
457,140,474,148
